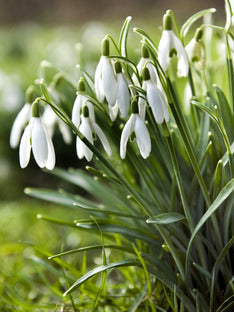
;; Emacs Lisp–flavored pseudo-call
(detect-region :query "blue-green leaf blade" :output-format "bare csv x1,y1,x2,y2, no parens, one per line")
146,212,185,224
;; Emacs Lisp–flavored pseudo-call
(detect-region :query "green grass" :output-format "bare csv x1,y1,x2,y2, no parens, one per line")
0,200,91,310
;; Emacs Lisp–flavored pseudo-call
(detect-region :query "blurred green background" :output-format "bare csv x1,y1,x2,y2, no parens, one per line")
0,0,228,309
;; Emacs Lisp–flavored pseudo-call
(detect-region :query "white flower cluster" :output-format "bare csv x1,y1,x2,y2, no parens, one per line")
10,11,199,169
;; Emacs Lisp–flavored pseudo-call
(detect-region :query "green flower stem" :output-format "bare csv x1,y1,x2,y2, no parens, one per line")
158,225,185,281
188,68,199,130
164,127,194,230
226,55,234,116
167,78,194,146
167,78,211,207
164,125,208,278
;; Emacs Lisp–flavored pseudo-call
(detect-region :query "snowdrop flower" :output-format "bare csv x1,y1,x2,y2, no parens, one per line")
19,101,55,170
139,67,169,124
132,44,158,86
186,28,204,69
158,12,189,77
120,99,151,159
42,105,72,144
76,105,112,161
72,77,95,128
114,61,130,119
94,37,117,106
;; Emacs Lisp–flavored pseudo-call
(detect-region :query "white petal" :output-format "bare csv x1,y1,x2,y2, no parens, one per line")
158,30,171,72
94,56,105,102
173,34,189,77
71,94,83,128
146,61,158,84
44,128,56,170
42,105,57,138
102,58,117,106
116,73,130,118
108,102,119,122
87,101,95,123
10,103,31,148
19,121,33,168
58,119,72,144
184,82,192,113
92,122,112,156
78,117,93,161
76,136,84,159
160,91,169,123
120,114,136,159
137,57,147,74
147,81,167,124
135,115,151,159
31,118,48,168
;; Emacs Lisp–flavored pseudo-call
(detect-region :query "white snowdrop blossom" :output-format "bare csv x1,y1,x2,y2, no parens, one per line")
19,102,55,170
158,13,189,77
72,78,95,128
76,106,112,162
185,28,204,69
120,100,151,159
140,67,169,124
10,103,31,148
114,61,130,119
132,45,158,86
94,38,117,106
42,105,72,144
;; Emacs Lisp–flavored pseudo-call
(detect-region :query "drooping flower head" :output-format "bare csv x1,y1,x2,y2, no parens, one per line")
158,12,189,77
72,77,95,129
132,44,158,86
120,98,151,159
9,85,38,148
113,61,130,119
76,105,112,162
139,67,169,124
19,101,55,170
94,37,117,106
186,28,204,69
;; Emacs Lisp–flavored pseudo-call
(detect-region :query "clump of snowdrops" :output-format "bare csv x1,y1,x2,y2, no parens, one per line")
10,1,234,311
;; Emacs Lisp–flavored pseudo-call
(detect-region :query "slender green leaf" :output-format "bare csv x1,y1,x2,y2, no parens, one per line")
76,222,159,246
128,283,148,312
210,237,234,311
146,212,185,224
186,179,234,275
133,27,158,54
119,16,132,57
49,244,135,260
225,0,232,32
63,259,140,296
180,8,216,39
